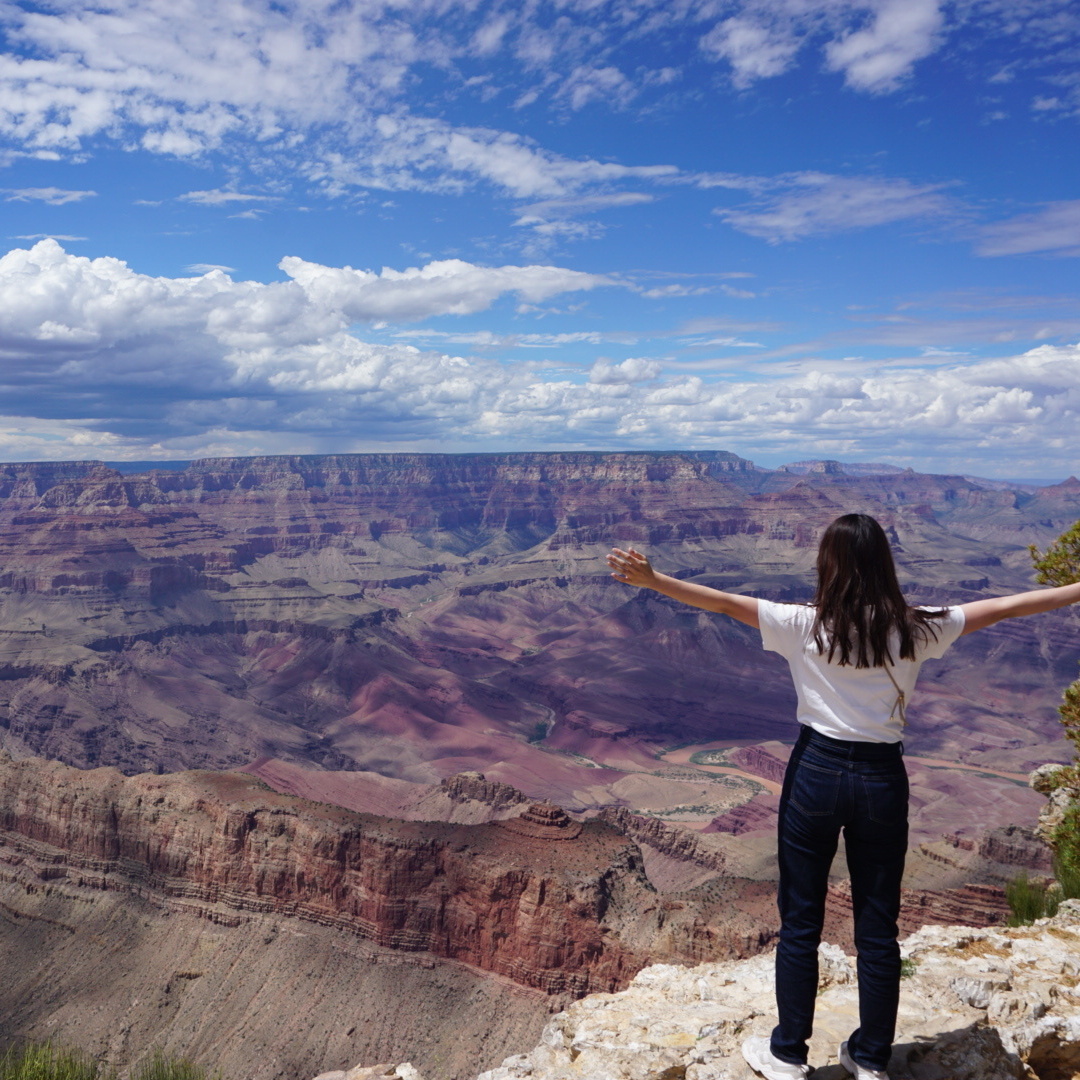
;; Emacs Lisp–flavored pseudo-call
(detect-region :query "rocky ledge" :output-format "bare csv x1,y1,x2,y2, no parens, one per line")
0,752,791,1002
334,900,1080,1080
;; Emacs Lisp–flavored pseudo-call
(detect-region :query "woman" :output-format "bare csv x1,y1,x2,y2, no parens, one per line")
607,514,1080,1080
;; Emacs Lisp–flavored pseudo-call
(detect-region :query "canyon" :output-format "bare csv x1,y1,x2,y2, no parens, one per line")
1,453,1076,791
0,451,1077,1075
0,753,1039,1079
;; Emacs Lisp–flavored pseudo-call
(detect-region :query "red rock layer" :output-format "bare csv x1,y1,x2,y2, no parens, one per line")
0,752,666,996
825,880,1011,940
597,805,728,871
728,744,790,784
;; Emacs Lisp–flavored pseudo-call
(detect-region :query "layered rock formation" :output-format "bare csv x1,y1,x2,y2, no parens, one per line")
0,451,1073,962
0,453,1077,795
0,750,1055,1079
0,751,788,1078
0,752,668,997
339,901,1080,1080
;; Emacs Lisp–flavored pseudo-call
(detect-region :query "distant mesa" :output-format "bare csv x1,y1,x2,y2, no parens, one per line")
496,802,583,839
440,771,531,811
777,459,904,476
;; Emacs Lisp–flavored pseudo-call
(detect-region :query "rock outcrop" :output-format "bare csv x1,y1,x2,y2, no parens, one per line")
727,744,789,785
0,752,798,1002
0,752,665,997
597,806,727,872
334,901,1080,1080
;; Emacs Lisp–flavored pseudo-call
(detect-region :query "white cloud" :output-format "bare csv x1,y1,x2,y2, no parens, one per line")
319,116,679,199
698,0,949,93
471,15,511,57
279,255,612,322
513,191,655,243
187,263,236,274
0,0,997,209
589,357,662,384
0,241,1077,472
12,233,88,241
392,329,632,347
701,336,764,347
641,284,715,298
179,190,279,207
721,284,757,299
555,66,638,111
4,187,97,205
514,193,655,224
824,0,944,93
718,173,953,242
0,241,613,435
976,201,1080,257
0,0,681,201
701,18,799,87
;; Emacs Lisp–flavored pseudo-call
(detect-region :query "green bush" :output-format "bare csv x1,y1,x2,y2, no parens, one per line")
1005,873,1055,926
0,1044,102,1080
1061,678,1080,762
1030,520,1080,588
0,1046,214,1080
132,1053,212,1080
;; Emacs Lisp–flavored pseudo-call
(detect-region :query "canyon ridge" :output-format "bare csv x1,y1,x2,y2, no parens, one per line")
1,451,1078,1075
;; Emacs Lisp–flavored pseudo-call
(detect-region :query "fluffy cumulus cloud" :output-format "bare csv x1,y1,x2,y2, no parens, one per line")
700,17,801,87
0,241,1076,472
0,240,609,436
824,0,944,93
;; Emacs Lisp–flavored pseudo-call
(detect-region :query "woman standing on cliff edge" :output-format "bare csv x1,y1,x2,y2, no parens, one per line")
607,514,1080,1080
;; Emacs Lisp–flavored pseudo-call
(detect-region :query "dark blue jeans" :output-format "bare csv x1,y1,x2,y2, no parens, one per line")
770,725,908,1072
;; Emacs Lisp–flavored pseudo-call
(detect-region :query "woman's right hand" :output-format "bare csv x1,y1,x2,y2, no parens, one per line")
606,547,761,626
607,547,658,588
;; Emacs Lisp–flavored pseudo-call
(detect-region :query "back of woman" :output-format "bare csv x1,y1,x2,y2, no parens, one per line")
607,513,1080,1080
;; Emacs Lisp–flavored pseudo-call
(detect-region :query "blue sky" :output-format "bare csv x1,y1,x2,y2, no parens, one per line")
1,0,1078,477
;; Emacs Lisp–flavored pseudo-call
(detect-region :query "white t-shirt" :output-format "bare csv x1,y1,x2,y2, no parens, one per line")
757,600,966,743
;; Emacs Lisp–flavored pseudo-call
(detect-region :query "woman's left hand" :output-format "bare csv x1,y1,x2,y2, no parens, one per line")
606,547,657,588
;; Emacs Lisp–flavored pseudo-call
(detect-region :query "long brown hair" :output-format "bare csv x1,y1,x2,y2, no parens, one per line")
811,513,947,668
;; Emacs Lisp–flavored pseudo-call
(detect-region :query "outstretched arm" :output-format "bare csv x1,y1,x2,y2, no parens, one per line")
960,581,1080,635
606,547,760,628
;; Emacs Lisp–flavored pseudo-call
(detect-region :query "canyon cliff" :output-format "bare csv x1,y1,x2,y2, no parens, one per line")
0,451,1073,1072
0,753,1035,1079
0,752,779,1078
0,453,1075,798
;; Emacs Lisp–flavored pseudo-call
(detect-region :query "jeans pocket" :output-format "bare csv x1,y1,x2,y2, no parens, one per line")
788,760,843,817
860,770,909,826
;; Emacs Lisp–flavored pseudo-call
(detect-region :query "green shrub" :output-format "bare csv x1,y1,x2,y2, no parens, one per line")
1051,799,1080,906
1005,873,1055,926
1030,520,1080,588
0,1045,214,1080
132,1053,212,1080
0,1044,102,1080
1061,678,1080,762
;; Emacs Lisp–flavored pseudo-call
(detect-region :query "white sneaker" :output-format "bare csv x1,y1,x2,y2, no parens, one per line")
839,1040,889,1079
741,1035,810,1079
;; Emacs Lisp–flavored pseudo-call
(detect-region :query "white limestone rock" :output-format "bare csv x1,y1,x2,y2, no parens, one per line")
474,902,1080,1080
318,1065,424,1080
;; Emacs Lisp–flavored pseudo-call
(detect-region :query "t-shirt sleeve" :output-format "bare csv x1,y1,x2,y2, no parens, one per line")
918,606,966,660
758,600,805,657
